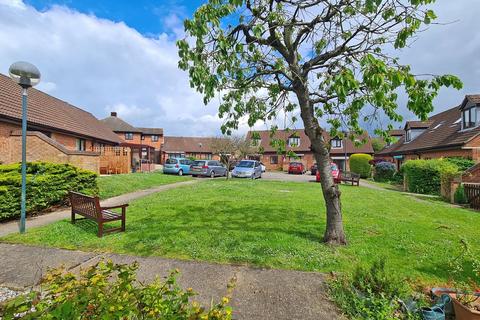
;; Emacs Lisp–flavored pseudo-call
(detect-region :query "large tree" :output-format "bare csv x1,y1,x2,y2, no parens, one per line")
177,0,462,245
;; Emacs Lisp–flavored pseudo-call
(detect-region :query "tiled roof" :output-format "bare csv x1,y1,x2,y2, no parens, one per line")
0,73,121,144
163,136,215,153
405,120,433,130
138,127,164,135
246,129,374,155
377,103,480,156
101,115,142,133
389,129,405,137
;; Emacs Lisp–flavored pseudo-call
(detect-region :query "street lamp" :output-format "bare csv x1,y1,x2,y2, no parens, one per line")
9,61,41,234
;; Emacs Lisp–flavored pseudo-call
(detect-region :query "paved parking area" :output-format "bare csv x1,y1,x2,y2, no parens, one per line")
262,171,316,183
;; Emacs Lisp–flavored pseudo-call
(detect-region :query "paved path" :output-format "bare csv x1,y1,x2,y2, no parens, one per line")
0,180,199,237
0,243,342,320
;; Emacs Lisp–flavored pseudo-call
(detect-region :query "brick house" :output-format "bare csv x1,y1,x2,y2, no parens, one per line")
161,136,220,163
101,112,164,165
247,129,374,171
376,95,480,169
0,73,121,173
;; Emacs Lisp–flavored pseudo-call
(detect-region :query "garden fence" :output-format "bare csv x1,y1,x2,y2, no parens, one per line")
463,183,480,210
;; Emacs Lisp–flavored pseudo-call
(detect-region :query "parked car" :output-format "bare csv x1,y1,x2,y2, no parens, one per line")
260,162,266,172
310,163,317,175
228,160,239,171
288,162,306,174
190,160,227,178
316,163,340,183
232,160,262,179
163,158,192,176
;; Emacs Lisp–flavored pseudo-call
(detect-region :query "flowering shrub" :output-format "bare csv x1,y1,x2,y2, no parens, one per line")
373,161,396,182
0,261,234,319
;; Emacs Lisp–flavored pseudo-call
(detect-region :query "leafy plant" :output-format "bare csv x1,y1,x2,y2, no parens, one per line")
329,260,421,319
444,157,475,172
350,154,373,178
373,161,396,182
0,162,98,220
0,261,234,319
402,159,459,195
454,184,468,204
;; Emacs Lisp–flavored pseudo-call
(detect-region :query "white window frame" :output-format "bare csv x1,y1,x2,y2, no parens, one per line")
331,138,343,149
288,137,300,147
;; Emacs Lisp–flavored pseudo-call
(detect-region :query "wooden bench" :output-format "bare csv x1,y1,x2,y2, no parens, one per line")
68,191,128,237
339,171,360,186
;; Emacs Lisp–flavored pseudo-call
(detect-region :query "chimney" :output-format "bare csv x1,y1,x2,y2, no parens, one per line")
111,112,117,117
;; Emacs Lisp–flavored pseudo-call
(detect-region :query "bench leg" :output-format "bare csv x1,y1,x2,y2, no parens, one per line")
97,222,103,237
71,211,75,224
121,207,126,232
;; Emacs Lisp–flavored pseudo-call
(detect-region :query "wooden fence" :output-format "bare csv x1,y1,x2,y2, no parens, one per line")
463,183,480,210
93,146,131,174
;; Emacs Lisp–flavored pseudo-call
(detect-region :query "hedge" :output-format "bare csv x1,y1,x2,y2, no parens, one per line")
350,154,373,178
373,161,396,182
0,162,98,221
402,159,459,195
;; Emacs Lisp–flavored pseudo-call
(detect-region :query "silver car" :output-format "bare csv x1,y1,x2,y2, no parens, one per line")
232,160,262,179
190,160,227,178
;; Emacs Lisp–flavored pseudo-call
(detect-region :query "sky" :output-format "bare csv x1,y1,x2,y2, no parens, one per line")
0,0,479,136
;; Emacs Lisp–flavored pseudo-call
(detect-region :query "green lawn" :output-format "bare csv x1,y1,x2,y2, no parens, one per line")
97,172,190,199
3,179,479,284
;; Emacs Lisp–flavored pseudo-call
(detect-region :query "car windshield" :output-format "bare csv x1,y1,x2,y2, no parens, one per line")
192,160,206,166
166,159,177,164
290,162,302,166
237,161,254,168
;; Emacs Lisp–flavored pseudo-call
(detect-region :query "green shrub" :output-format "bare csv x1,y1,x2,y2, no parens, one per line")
329,260,421,320
444,157,475,172
0,162,98,220
350,154,373,178
0,261,234,319
373,162,396,182
402,159,459,195
454,184,468,204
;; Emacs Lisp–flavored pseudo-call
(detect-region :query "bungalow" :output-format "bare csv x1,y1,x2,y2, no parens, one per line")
161,136,220,163
246,129,374,171
0,73,121,173
376,95,480,168
101,112,164,165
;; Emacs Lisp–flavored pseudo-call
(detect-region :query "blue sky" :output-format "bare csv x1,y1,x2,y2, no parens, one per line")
1,1,480,136
24,0,204,36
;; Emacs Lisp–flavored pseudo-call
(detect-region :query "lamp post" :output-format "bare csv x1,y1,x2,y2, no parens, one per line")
9,61,41,234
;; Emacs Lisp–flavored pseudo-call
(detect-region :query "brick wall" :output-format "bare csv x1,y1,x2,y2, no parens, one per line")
2,132,100,173
50,132,94,151
116,132,142,144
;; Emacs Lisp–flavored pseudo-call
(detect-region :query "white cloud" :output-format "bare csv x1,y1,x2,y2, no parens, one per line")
0,1,478,137
0,1,223,136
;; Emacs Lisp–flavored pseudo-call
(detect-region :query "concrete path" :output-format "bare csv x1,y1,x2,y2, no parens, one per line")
0,180,199,237
0,243,342,320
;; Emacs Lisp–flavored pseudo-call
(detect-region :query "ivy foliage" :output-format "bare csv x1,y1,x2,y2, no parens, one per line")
178,0,462,142
0,162,98,220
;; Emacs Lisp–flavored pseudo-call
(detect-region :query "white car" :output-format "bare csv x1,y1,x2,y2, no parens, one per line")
260,162,266,172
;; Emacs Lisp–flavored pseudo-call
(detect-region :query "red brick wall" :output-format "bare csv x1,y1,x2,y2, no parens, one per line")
418,149,474,161
50,132,94,151
116,132,142,144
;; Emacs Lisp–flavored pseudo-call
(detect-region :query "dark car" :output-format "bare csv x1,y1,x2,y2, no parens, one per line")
288,162,306,174
190,160,227,178
310,163,317,175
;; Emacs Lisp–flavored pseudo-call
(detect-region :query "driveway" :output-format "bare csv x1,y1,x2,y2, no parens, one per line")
262,171,316,183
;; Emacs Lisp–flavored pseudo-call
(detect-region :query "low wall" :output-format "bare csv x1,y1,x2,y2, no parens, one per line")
2,131,100,173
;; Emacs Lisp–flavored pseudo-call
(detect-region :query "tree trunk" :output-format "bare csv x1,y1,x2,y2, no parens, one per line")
294,84,347,245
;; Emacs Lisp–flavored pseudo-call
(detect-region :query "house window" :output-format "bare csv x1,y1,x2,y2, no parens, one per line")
206,154,212,160
288,137,300,147
270,155,278,164
141,135,145,140
405,129,411,142
76,138,86,151
331,138,342,148
463,107,476,129
125,132,134,140
151,135,159,142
